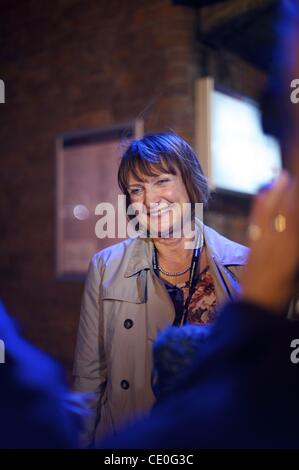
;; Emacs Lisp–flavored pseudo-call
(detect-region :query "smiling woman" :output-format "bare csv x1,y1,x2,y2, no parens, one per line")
73,131,248,446
127,172,192,239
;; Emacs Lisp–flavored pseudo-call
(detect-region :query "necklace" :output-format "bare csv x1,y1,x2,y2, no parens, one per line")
153,242,201,326
157,263,191,277
152,228,203,326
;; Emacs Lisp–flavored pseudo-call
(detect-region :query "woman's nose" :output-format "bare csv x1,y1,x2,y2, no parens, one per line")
144,187,161,212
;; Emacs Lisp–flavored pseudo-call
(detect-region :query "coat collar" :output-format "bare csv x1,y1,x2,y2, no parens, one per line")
123,220,248,278
124,236,153,278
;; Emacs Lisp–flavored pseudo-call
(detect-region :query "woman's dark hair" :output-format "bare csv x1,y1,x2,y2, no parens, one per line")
118,131,209,218
151,324,212,403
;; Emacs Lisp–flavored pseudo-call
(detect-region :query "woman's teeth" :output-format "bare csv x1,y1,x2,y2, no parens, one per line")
149,206,171,216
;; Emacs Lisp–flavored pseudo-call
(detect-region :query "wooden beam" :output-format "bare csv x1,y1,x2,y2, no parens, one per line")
199,0,277,33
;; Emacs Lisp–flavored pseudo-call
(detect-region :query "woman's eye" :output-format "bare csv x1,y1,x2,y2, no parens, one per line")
130,188,142,195
157,178,170,185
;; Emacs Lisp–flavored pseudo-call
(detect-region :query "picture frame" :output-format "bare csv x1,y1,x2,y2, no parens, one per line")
56,119,144,280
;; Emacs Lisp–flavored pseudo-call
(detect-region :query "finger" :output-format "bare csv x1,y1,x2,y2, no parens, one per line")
251,171,290,225
274,178,299,234
247,172,294,244
261,170,291,215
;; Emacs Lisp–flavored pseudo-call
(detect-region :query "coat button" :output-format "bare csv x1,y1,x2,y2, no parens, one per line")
121,380,130,390
124,319,133,329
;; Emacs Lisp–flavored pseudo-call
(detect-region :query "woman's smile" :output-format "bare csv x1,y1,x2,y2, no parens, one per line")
148,204,174,217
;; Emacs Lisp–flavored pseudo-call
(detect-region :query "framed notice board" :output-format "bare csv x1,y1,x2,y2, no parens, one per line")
56,119,144,280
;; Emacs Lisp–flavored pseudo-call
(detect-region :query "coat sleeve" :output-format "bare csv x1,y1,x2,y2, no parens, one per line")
73,254,107,448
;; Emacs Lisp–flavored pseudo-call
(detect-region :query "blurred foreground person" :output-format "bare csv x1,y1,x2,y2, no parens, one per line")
151,324,212,403
0,301,82,448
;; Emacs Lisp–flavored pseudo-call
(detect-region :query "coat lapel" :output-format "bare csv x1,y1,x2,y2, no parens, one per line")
203,224,248,302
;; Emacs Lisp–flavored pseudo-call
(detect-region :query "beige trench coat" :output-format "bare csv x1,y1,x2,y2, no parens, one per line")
73,224,248,445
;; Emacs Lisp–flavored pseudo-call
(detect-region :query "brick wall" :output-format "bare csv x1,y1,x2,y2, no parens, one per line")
0,0,266,377
0,0,199,378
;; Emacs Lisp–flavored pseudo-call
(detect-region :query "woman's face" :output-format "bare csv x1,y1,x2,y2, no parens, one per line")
127,167,191,237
